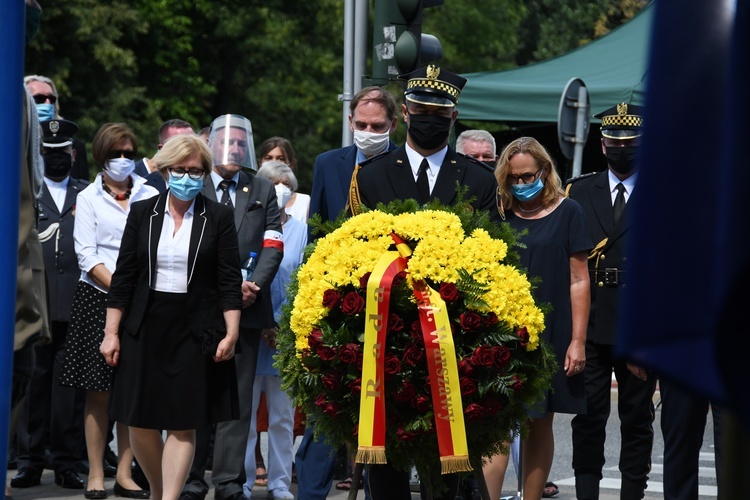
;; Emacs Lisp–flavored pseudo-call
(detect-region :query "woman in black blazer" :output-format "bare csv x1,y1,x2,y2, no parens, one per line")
100,135,242,500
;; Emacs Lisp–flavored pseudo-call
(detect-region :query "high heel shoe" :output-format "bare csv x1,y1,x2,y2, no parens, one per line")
114,481,150,499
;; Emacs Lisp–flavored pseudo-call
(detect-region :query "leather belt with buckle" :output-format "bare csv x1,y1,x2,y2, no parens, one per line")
592,268,624,286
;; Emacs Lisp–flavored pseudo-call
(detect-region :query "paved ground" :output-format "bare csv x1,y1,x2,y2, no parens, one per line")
3,467,635,500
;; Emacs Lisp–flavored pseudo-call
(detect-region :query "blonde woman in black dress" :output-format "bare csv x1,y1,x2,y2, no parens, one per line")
100,135,242,500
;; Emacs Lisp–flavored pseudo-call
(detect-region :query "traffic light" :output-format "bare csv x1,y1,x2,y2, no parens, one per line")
370,0,444,85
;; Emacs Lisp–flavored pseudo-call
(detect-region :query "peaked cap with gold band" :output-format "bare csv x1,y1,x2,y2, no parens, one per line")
398,64,468,107
594,102,644,140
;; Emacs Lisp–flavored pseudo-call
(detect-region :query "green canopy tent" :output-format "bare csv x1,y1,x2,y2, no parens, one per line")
455,3,653,176
458,3,653,124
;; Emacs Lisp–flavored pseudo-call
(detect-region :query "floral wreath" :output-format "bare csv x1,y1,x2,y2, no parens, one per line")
276,198,555,490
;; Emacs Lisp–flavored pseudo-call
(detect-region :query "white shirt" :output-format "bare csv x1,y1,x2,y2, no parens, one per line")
210,170,240,206
153,193,194,293
74,173,159,293
405,143,447,193
44,176,69,212
608,171,637,204
286,193,310,223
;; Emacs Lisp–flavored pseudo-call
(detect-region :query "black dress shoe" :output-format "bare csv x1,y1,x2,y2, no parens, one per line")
84,489,108,499
9,467,41,488
114,481,151,499
178,492,205,500
104,461,117,478
55,468,85,489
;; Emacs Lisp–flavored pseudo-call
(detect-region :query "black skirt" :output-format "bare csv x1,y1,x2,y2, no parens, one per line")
60,281,113,391
109,291,239,430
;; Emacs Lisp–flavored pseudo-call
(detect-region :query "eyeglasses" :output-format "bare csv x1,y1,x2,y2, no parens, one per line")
106,150,136,160
168,167,205,180
507,169,541,184
32,94,57,105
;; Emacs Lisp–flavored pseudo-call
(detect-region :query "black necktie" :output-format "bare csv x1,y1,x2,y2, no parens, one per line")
416,159,430,205
218,179,235,210
613,182,626,224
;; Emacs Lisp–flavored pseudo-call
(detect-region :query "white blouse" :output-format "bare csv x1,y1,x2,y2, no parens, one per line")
74,173,159,293
152,194,195,293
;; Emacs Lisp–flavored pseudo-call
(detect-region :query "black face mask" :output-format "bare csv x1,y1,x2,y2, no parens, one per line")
605,146,639,175
43,150,73,178
407,113,452,150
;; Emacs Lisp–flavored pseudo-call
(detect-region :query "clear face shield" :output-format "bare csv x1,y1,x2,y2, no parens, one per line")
209,114,257,172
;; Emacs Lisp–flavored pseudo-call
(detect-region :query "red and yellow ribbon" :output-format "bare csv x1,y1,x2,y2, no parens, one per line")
356,232,471,473
356,250,407,465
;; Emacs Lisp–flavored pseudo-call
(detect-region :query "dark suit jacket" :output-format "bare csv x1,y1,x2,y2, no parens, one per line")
38,177,90,322
566,170,630,345
353,145,502,223
108,193,242,338
144,170,167,193
309,142,398,224
134,158,149,178
202,171,283,330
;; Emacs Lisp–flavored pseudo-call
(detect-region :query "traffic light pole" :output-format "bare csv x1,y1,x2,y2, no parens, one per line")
341,0,369,148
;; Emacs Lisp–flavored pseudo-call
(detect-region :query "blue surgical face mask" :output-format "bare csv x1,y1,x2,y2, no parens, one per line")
510,176,544,202
168,175,204,201
36,103,55,122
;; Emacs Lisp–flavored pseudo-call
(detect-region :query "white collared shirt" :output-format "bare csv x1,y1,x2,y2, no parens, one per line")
153,193,195,293
74,173,159,292
210,170,240,206
44,176,69,212
405,143,448,193
608,171,637,204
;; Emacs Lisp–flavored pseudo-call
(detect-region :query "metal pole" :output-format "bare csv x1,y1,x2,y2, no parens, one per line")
353,0,368,94
341,0,355,147
572,86,589,178
0,0,26,481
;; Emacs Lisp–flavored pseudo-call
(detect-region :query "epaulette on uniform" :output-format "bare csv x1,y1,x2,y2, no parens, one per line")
565,171,598,185
456,151,495,172
565,171,598,197
356,150,390,169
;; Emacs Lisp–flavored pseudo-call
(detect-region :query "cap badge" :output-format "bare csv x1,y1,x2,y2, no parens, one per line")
617,103,628,116
49,120,60,134
426,64,440,80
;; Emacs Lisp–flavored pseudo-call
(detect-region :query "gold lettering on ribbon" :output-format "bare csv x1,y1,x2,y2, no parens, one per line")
428,325,455,422
368,313,383,332
365,378,382,398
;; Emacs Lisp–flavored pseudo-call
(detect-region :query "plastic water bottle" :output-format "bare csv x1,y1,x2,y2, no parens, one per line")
241,251,258,281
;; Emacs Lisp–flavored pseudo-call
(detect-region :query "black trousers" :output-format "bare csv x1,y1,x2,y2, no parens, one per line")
16,321,85,473
367,463,460,500
571,341,657,499
660,378,722,500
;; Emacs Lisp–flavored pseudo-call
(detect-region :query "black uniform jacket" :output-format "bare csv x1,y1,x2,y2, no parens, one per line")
352,145,501,223
566,171,631,345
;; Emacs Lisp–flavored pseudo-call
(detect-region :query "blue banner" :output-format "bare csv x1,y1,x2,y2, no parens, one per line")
620,0,749,428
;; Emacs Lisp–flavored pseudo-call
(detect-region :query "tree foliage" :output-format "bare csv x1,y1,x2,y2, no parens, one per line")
25,0,647,190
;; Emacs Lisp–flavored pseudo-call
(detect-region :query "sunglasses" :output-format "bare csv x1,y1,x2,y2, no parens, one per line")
106,150,137,160
32,94,57,105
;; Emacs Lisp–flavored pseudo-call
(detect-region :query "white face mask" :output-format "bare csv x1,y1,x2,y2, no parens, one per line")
275,183,293,210
105,158,135,182
353,129,390,157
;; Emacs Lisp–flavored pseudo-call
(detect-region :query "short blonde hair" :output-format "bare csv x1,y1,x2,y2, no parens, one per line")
152,135,212,176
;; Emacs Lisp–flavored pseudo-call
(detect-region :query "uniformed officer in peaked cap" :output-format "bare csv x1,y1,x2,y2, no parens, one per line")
566,102,657,500
349,64,501,229
40,119,79,179
349,64,501,499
